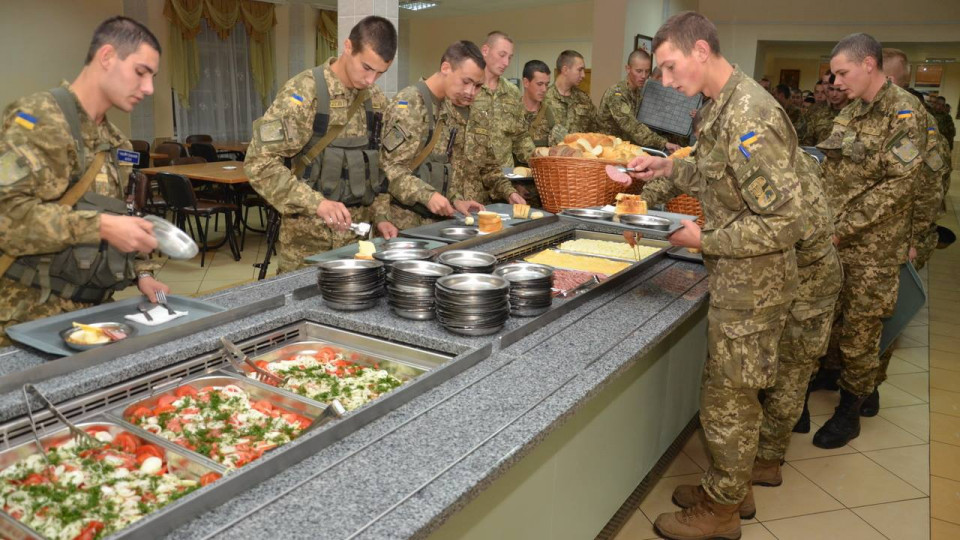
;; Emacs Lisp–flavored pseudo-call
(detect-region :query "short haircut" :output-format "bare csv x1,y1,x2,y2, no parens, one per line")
349,16,398,62
85,16,160,65
936,95,947,103
760,76,771,83
441,40,486,70
775,84,791,98
556,50,584,73
882,47,909,67
814,81,824,88
523,60,551,80
485,31,513,46
804,96,816,103
627,48,652,65
831,33,883,69
652,11,721,56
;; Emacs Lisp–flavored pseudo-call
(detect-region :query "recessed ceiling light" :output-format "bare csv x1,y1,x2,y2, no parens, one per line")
400,1,439,11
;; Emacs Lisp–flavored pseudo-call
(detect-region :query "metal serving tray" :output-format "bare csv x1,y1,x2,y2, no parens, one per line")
0,418,220,540
6,295,226,357
521,230,668,273
304,238,446,264
558,208,696,239
107,374,327,468
400,203,553,244
666,246,704,263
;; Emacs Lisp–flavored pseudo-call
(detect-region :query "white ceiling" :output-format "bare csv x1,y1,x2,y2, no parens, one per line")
281,0,585,19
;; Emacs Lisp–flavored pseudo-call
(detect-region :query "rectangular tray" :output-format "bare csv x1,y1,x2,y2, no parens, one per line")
0,417,220,540
881,262,927,355
400,203,554,244
520,230,668,275
666,246,704,263
558,208,696,239
6,295,226,357
304,238,447,264
107,373,327,469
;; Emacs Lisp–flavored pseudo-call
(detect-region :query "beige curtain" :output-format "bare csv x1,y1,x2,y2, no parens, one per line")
316,10,337,66
164,0,276,107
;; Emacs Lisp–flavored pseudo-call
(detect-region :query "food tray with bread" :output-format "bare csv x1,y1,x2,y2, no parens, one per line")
509,230,668,276
666,245,704,264
5,296,226,357
503,166,534,180
559,206,696,239
304,237,446,263
398,203,552,244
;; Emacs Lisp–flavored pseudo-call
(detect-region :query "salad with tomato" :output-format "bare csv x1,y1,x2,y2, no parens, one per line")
250,346,403,411
127,384,311,470
0,426,220,540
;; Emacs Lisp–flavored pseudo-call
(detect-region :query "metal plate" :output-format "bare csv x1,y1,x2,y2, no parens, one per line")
144,214,199,260
318,259,384,271
436,273,509,292
59,322,138,351
399,203,553,244
493,262,554,282
559,208,695,239
561,208,614,220
6,296,226,357
391,260,454,278
618,214,672,230
305,238,444,264
437,250,498,269
440,227,479,240
371,248,434,264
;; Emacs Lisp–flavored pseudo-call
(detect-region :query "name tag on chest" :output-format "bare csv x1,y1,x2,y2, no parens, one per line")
116,149,140,165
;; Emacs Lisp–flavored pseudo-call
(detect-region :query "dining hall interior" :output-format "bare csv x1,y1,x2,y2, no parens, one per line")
1,0,960,539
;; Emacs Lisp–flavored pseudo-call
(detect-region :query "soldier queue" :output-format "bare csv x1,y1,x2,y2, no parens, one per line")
0,11,954,540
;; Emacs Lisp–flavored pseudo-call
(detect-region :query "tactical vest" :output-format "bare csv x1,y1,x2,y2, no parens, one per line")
4,87,137,304
394,81,455,218
293,66,384,207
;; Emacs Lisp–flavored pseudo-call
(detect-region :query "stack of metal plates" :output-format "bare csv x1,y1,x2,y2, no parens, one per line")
386,260,454,320
317,259,385,311
372,248,434,270
436,250,498,274
435,274,511,336
494,262,554,317
383,239,430,250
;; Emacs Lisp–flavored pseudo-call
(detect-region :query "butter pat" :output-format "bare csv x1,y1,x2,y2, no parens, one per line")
464,216,475,225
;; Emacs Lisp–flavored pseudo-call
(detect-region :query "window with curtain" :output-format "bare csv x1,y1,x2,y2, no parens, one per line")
173,19,270,141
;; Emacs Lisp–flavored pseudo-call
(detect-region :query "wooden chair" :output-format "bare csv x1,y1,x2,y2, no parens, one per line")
185,134,213,144
154,142,187,167
156,172,240,267
130,140,150,169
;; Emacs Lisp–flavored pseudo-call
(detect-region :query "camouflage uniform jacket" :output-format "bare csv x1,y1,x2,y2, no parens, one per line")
785,104,802,127
803,102,846,148
597,80,667,147
642,68,804,310
469,79,535,167
523,103,550,150
934,110,956,149
909,104,949,248
817,81,925,266
0,82,154,272
244,58,391,225
795,102,826,146
542,84,597,144
455,101,519,205
793,152,842,306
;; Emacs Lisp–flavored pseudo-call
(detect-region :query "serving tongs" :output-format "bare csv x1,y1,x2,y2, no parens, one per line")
22,384,103,463
219,338,346,425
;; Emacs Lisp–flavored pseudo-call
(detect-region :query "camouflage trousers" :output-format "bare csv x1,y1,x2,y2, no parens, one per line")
0,278,96,347
824,263,901,397
701,303,789,505
914,227,939,271
387,204,436,233
276,206,372,274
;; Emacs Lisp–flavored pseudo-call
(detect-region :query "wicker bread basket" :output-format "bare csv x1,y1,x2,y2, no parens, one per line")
666,194,705,227
528,156,628,213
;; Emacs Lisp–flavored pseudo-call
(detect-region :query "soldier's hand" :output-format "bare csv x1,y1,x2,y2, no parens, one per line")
627,154,673,181
377,221,399,239
427,193,456,217
507,192,527,205
909,246,917,261
669,219,702,250
317,200,352,232
453,200,484,215
137,275,170,303
100,214,158,254
665,142,681,154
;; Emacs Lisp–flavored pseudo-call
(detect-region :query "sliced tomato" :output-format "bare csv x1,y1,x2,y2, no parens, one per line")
83,425,110,434
141,492,157,503
21,473,46,486
255,360,271,370
153,404,177,416
129,406,153,421
180,407,200,415
9,510,22,520
281,412,311,430
317,347,338,362
199,472,221,486
174,385,198,398
251,400,274,415
97,450,136,469
135,445,164,466
166,418,183,433
73,520,105,540
112,432,140,454
156,394,178,408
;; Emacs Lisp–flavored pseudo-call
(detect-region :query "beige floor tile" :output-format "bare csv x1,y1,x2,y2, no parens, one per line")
808,389,840,416
931,476,960,525
931,388,960,417
931,334,960,354
842,414,926,452
886,372,930,402
863,445,930,494
751,463,843,521
894,334,927,349
202,262,259,283
930,349,960,372
931,368,960,394
852,498,930,540
783,424,858,462
638,473,703,525
763,509,886,540
876,382,926,408
790,453,925,507
611,508,658,540
893,347,930,371
932,518,960,539
739,523,777,539
661,451,703,478
680,431,711,472
931,413,960,447
931,441,960,483
901,325,929,346
165,281,202,296
879,404,930,441
930,321,960,339
886,357,927,375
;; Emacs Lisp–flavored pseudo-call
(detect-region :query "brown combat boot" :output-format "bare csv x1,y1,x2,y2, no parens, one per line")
654,499,742,540
751,458,783,486
671,484,755,519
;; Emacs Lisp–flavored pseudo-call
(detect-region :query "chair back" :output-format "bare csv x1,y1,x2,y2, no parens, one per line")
130,140,150,169
154,142,185,166
172,156,206,165
156,172,199,209
186,134,213,144
189,142,219,162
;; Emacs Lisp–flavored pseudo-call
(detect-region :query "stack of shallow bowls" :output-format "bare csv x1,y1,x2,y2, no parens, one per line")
387,260,453,320
435,274,510,336
317,259,384,311
436,250,498,274
493,262,554,317
372,248,434,271
383,239,429,250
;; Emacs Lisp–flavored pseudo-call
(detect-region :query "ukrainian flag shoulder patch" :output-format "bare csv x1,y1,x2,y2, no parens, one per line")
288,93,304,106
738,131,758,159
897,109,913,119
14,111,36,130
396,100,408,109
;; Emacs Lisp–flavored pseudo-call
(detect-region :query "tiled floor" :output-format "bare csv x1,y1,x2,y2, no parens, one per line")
612,169,960,539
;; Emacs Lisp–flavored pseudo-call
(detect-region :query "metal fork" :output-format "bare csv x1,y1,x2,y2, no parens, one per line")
155,290,177,316
22,384,102,459
220,337,286,386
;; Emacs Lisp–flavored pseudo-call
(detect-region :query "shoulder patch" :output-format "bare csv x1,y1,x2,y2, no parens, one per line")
14,111,37,130
288,93,304,106
889,132,920,164
396,100,409,109
745,173,779,210
738,131,759,159
116,148,140,166
0,151,31,186
382,126,407,153
925,151,945,172
257,119,287,144
896,109,913,119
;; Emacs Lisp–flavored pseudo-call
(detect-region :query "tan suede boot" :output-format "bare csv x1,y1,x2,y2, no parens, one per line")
671,484,755,519
654,499,742,540
751,458,783,486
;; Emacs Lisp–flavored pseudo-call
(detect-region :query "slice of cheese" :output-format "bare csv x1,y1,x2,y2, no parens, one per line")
355,240,376,260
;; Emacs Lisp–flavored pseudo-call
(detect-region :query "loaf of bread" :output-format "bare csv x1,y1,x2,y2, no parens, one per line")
513,204,531,219
670,146,693,159
477,211,503,233
355,240,376,260
614,193,647,215
513,166,532,176
534,133,648,164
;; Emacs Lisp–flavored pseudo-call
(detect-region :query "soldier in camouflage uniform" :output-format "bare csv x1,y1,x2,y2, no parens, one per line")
932,96,955,150
520,60,552,151
802,79,850,148
0,17,168,346
774,84,803,128
618,13,805,539
472,32,535,168
598,48,679,151
813,34,926,450
753,152,842,484
245,17,398,274
381,41,522,231
542,50,597,145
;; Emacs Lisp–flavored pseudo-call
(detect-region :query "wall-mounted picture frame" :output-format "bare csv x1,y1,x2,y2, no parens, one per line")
634,34,653,54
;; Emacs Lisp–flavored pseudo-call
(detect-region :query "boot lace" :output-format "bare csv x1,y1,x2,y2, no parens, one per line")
677,502,714,522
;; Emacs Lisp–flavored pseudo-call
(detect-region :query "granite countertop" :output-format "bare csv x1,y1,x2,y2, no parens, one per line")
0,219,709,539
